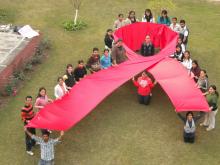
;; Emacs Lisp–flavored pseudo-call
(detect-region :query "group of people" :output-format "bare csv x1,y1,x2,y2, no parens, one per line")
20,8,218,165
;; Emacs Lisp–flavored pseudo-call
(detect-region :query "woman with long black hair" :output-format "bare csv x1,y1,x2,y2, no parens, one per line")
157,10,171,26
200,85,219,131
142,9,155,23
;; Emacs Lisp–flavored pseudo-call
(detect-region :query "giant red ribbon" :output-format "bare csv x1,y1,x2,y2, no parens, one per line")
28,23,209,131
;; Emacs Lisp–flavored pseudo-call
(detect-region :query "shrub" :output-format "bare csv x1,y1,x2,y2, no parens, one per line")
63,20,87,31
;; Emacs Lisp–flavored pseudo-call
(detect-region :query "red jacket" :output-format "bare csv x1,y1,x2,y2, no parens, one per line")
133,77,154,96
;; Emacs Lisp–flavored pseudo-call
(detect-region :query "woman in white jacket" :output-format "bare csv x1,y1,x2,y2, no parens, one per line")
54,77,68,99
181,50,192,73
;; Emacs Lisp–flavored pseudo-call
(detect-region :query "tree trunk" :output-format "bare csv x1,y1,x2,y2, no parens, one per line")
74,9,78,25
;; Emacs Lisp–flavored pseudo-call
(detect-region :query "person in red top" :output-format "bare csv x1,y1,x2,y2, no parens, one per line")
21,96,36,156
132,71,157,105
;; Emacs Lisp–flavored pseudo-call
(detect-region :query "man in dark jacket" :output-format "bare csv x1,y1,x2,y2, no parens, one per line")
140,35,155,57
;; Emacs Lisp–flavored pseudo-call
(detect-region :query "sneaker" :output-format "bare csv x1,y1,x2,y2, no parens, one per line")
200,123,204,126
26,151,34,156
206,127,214,131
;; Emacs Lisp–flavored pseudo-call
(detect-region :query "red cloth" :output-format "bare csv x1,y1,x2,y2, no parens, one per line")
27,23,209,131
133,77,154,96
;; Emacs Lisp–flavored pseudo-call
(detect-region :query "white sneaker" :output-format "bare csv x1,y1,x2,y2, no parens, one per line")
200,123,204,126
206,127,214,131
26,151,34,156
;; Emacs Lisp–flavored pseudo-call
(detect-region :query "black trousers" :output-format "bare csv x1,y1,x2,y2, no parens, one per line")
25,127,36,151
183,132,195,143
138,95,151,105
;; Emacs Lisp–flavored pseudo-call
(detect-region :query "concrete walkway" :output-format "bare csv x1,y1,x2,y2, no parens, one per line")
0,32,30,72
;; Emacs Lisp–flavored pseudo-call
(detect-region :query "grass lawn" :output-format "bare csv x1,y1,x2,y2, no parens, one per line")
0,0,220,164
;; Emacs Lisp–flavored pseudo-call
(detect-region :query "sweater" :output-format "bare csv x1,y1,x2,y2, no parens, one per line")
100,54,112,69
111,46,128,64
206,93,218,111
104,35,114,49
74,67,87,81
140,42,155,57
65,72,76,88
86,55,101,72
54,83,68,99
133,77,154,96
157,16,171,26
21,104,35,124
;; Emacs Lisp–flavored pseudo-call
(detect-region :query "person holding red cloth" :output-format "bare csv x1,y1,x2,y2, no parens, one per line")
132,71,157,105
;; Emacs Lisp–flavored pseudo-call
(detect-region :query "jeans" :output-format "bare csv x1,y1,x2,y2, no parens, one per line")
183,132,195,143
38,159,54,165
25,127,36,151
138,95,151,105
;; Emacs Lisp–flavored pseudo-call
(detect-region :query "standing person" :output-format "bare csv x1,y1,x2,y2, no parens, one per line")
157,10,171,26
21,96,36,156
181,50,192,72
196,70,209,93
170,45,183,61
177,112,203,143
140,35,155,57
170,17,181,33
132,71,157,105
141,9,155,23
113,13,126,30
54,77,68,99
63,64,76,90
179,19,189,46
100,49,112,69
25,128,64,165
104,29,114,50
125,10,139,25
111,39,128,66
35,87,53,112
35,87,53,134
86,47,101,73
200,85,219,131
190,60,201,82
177,37,186,54
73,60,87,82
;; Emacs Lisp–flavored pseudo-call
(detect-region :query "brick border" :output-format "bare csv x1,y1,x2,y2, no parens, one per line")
0,34,42,90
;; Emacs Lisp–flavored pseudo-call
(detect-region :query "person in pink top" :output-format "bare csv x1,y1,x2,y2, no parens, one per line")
35,87,53,134
132,71,157,105
35,87,53,111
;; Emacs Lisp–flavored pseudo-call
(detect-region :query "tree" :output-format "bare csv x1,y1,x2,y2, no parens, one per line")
148,0,176,18
70,0,82,25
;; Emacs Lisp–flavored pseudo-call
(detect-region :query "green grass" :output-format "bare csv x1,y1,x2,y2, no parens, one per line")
0,0,220,164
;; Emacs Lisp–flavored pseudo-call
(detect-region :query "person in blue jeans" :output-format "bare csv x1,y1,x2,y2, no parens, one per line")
100,49,112,69
157,10,171,26
177,111,203,143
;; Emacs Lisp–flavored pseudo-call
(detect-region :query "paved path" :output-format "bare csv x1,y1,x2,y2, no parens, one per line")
0,32,30,72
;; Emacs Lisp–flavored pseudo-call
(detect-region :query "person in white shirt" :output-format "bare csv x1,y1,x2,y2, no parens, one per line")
54,77,68,99
177,37,186,54
141,9,155,23
179,19,189,46
181,51,192,73
125,10,139,25
170,17,181,33
113,14,126,30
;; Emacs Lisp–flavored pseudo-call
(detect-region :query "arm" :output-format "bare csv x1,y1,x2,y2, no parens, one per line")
54,86,59,99
177,113,186,123
132,77,139,87
194,112,205,122
57,131,64,141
